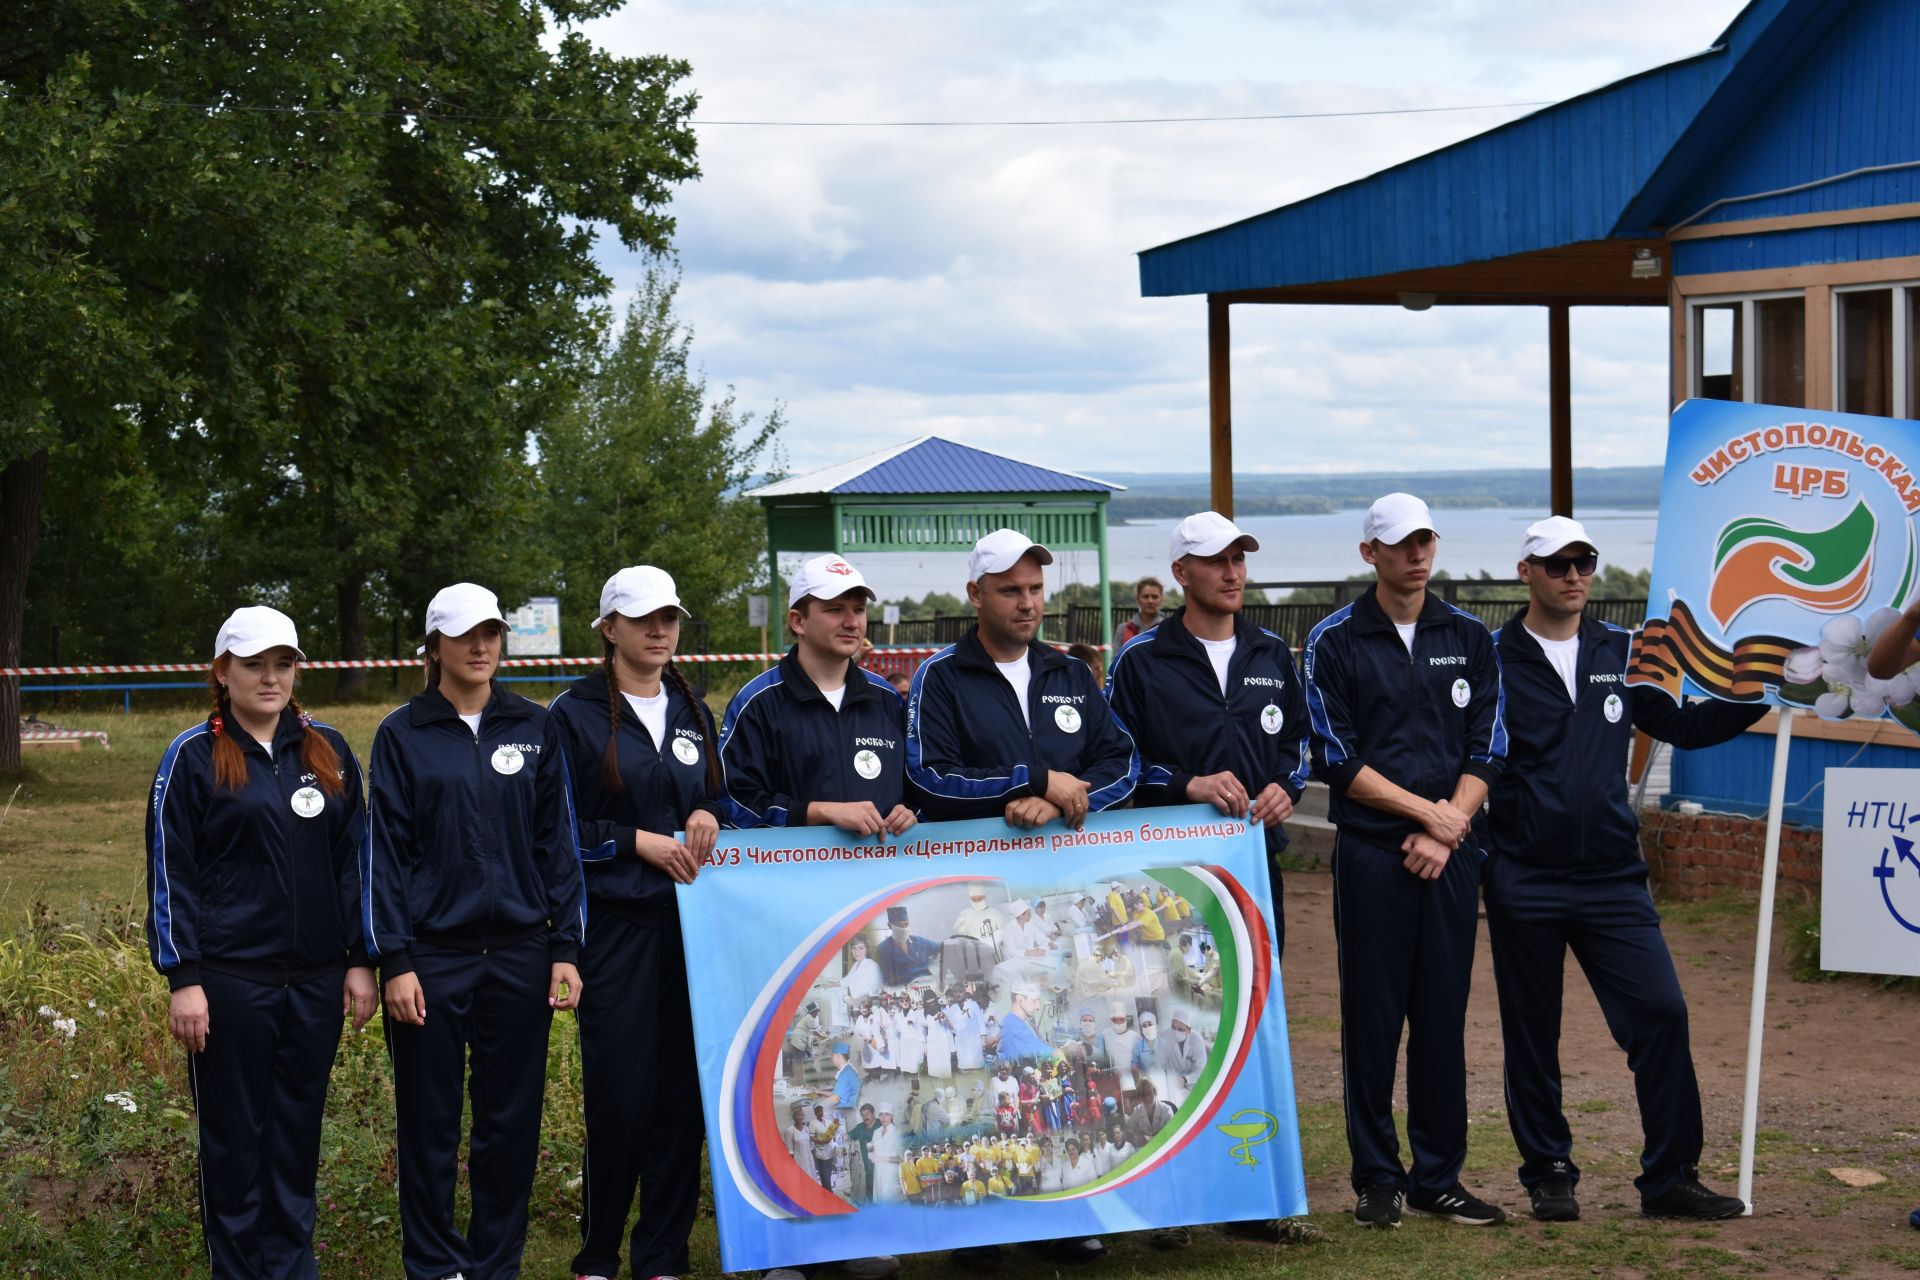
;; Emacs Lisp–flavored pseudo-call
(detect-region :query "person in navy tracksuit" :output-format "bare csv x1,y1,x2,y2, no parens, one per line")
720,554,917,841
717,553,907,1280
907,528,1139,834
147,606,376,1280
1301,494,1507,1230
1106,511,1316,1252
1486,517,1763,1224
365,582,586,1280
904,527,1136,1268
1107,512,1312,961
547,565,722,1280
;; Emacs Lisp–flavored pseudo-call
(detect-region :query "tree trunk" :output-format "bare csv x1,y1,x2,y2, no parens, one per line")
0,450,51,775
335,572,368,697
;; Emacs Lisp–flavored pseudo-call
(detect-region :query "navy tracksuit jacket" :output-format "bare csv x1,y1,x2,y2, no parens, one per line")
549,671,720,1279
718,650,916,826
365,683,585,1280
145,707,366,1280
906,627,1139,821
1301,588,1506,1196
1485,610,1764,1200
1106,607,1311,956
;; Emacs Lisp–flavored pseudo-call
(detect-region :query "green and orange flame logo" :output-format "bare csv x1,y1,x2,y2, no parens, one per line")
1708,500,1877,630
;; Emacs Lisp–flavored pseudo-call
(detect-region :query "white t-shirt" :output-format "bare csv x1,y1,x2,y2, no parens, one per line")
458,711,482,737
1393,621,1417,655
996,658,1032,727
1196,635,1237,696
1526,627,1581,702
821,684,847,712
622,689,669,747
258,738,275,758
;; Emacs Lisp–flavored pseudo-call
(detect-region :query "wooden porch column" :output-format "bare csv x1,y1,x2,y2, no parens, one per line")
1548,302,1573,516
1208,295,1233,518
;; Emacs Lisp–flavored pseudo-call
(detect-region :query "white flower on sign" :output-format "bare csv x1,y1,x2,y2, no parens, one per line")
1794,608,1919,719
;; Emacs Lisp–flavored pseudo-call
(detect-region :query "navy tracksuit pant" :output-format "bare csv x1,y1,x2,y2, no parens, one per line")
1331,832,1479,1196
571,911,706,1280
1484,856,1702,1200
387,936,554,1280
189,968,343,1280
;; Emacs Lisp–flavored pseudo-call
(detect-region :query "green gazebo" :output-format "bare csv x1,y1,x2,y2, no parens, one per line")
746,435,1126,647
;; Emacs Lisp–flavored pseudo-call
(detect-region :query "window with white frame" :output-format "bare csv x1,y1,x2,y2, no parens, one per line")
1834,281,1920,418
1690,290,1806,408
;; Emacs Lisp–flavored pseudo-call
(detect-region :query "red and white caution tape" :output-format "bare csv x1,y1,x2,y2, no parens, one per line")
20,726,112,748
2,641,1107,679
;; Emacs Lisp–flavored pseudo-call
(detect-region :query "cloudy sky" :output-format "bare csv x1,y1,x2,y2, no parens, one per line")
580,0,1751,480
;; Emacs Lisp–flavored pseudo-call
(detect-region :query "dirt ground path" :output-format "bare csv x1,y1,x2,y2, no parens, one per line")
1278,867,1920,1276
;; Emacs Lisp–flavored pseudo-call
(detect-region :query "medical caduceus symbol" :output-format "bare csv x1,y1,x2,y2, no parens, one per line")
1216,1109,1278,1168
1873,835,1920,935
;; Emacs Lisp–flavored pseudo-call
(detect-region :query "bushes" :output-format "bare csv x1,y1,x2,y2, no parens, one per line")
0,910,593,1276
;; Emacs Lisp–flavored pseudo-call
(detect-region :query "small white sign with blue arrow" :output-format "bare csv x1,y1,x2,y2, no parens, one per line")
1822,767,1920,977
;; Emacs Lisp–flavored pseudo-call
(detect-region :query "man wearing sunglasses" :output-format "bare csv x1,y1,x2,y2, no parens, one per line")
1485,516,1765,1225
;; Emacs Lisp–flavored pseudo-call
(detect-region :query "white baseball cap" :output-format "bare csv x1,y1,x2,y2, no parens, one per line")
214,606,306,661
1362,493,1439,546
593,565,688,629
418,582,506,655
1521,515,1599,559
967,528,1054,583
788,553,876,609
1170,510,1259,561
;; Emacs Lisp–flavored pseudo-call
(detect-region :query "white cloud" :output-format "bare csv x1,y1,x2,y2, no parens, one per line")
578,0,1745,477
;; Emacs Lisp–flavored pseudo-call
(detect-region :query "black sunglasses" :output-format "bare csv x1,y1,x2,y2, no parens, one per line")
1531,553,1597,579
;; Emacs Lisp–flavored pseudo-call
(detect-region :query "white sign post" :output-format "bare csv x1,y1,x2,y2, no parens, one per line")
1820,766,1920,976
1735,709,1794,1214
748,594,769,657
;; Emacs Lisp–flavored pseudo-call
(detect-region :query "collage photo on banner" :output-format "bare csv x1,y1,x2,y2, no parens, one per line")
773,876,1222,1208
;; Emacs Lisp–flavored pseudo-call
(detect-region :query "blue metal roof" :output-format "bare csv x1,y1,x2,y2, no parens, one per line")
1137,0,1834,298
749,436,1122,498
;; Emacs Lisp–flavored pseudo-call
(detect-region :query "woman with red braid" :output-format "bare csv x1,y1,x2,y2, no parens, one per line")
145,605,376,1279
547,566,722,1280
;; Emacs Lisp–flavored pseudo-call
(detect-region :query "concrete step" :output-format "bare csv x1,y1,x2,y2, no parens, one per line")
1278,812,1337,869
1294,780,1329,820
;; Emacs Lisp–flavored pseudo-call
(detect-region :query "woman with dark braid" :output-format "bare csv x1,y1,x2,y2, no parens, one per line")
547,565,722,1280
146,606,376,1278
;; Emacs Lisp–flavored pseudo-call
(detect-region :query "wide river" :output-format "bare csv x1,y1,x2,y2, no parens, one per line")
796,507,1660,603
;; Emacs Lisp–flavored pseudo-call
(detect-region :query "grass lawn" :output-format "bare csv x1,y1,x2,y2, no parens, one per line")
5,704,1917,1277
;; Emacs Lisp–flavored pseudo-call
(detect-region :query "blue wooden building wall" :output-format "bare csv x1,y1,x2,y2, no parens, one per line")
1668,732,1920,827
1668,0,1920,228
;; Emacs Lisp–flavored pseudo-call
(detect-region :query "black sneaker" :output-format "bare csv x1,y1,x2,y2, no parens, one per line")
1529,1177,1580,1222
1406,1183,1508,1226
1353,1185,1403,1229
1641,1178,1744,1220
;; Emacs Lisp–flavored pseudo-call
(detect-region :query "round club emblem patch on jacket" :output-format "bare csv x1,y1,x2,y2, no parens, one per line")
672,737,701,766
1604,692,1624,723
1260,704,1284,735
1054,704,1082,734
491,744,525,775
1450,678,1471,708
854,749,883,780
290,786,325,819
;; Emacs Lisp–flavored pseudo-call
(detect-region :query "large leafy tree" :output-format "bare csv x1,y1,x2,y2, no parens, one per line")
2,0,699,764
538,264,782,659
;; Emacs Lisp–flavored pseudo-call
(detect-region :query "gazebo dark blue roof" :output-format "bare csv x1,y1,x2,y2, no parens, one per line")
747,436,1125,645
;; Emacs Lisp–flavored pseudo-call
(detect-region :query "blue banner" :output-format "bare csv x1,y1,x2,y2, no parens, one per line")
675,806,1306,1271
1630,399,1920,733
